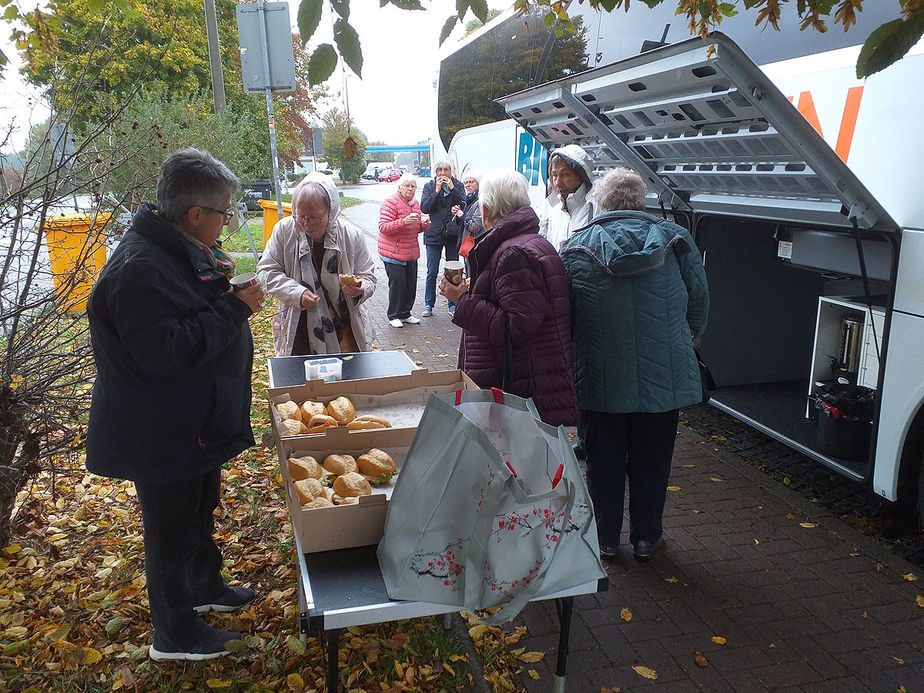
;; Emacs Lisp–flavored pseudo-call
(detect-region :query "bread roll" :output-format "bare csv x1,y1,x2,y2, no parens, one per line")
322,454,358,475
294,478,325,505
306,413,338,433
338,274,360,287
300,400,326,420
326,396,356,425
303,496,334,509
279,418,308,436
333,471,372,498
357,448,396,476
276,400,301,422
287,455,322,480
346,415,391,430
333,495,359,505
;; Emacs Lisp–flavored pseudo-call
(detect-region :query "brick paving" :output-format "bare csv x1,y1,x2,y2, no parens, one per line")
340,201,924,692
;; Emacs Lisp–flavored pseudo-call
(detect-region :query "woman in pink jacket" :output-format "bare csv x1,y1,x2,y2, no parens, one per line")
378,173,430,328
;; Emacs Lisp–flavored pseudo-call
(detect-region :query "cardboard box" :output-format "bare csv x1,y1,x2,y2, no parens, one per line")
269,368,478,443
278,426,416,553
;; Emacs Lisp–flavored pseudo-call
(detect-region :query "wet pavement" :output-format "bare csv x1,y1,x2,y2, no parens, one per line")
338,196,924,692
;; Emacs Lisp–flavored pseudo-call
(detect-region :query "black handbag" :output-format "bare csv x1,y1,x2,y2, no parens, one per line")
695,348,716,404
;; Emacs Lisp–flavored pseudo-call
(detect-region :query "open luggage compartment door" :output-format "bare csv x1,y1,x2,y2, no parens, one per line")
496,32,897,233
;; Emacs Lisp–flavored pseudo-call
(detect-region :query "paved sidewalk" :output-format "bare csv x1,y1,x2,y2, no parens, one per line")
341,202,924,692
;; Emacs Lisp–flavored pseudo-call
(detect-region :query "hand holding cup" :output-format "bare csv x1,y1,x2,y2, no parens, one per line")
230,273,266,314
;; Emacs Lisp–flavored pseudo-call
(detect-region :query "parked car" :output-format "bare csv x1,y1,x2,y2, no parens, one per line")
361,163,383,180
377,168,401,183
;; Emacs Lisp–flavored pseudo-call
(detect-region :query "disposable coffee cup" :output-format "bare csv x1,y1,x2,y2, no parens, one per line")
230,272,257,292
444,260,465,285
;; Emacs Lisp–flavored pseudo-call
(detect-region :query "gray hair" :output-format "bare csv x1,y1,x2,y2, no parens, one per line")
292,179,331,212
479,170,530,221
397,173,417,188
156,148,239,222
462,169,481,183
589,167,647,212
434,159,452,172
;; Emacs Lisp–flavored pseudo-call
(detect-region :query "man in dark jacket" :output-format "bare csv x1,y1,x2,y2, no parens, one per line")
420,159,464,317
87,148,265,661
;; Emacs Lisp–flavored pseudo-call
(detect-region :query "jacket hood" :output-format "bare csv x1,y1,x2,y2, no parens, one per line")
300,172,341,233
548,144,593,189
561,210,690,276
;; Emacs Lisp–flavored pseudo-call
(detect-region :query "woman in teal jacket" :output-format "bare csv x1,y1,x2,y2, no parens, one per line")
561,167,709,562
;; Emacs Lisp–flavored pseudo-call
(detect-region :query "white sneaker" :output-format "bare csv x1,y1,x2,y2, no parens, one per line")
388,319,404,328
402,315,421,324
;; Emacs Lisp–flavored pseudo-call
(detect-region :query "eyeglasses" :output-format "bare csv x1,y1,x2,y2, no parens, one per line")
199,205,235,223
463,179,477,186
294,213,329,226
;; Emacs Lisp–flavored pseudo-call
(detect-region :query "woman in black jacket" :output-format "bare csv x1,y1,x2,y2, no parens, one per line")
87,148,265,661
420,160,465,317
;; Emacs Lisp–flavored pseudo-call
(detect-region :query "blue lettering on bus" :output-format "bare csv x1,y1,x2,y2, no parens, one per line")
517,132,547,186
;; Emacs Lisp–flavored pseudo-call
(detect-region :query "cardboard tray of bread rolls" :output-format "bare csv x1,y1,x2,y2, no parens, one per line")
268,368,478,443
278,426,415,553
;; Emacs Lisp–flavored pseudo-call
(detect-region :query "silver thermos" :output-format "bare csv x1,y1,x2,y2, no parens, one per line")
838,317,863,379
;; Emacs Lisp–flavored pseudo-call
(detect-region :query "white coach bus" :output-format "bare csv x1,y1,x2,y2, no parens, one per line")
435,4,924,527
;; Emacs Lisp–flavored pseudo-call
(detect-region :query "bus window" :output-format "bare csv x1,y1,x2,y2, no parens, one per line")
437,9,590,150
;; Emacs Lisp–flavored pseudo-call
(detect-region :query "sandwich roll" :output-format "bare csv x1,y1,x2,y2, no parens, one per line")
287,455,322,480
294,478,325,505
333,471,372,498
346,415,391,430
306,413,338,433
326,396,356,425
300,400,326,420
276,400,301,422
322,454,358,475
279,418,308,436
333,495,359,505
338,274,361,287
303,496,334,509
357,448,396,477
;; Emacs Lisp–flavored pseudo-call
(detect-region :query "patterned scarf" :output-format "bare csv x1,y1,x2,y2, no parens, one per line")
172,223,237,279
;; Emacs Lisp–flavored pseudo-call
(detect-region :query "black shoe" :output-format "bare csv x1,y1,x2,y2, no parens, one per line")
150,623,241,661
599,544,619,561
572,439,586,460
633,537,664,562
194,585,255,614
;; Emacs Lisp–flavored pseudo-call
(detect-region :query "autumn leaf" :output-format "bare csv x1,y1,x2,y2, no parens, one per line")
902,572,918,582
711,636,727,645
84,647,102,664
516,651,545,663
915,595,924,608
666,485,681,492
205,680,232,689
528,669,540,679
709,477,726,482
285,634,306,655
695,651,708,667
286,673,305,691
799,522,819,528
620,608,632,622
632,664,658,680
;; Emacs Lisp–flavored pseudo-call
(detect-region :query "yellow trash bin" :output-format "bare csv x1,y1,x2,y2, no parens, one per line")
43,212,112,312
258,199,291,247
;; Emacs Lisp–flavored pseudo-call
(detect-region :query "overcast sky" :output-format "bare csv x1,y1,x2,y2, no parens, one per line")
0,0,501,153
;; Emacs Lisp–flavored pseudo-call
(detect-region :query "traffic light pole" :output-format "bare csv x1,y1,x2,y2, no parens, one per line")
256,0,285,219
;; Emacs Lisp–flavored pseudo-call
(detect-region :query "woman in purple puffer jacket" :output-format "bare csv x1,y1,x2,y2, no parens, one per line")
438,169,578,427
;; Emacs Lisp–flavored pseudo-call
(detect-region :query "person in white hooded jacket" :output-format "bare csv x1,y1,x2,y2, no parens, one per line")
538,144,595,251
257,173,376,356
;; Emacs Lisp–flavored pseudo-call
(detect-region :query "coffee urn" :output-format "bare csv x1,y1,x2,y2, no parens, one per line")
837,316,863,383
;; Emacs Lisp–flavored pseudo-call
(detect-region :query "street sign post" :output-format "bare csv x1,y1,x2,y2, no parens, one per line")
236,1,296,224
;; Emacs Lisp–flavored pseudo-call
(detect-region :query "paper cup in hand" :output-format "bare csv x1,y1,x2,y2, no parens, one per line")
444,260,465,285
230,272,257,292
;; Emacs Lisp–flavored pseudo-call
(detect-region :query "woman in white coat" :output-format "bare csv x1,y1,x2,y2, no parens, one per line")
257,173,377,356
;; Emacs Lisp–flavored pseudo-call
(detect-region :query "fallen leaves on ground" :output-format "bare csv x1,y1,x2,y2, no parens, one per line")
632,664,658,680
695,651,708,667
620,608,632,622
711,635,727,645
0,303,526,693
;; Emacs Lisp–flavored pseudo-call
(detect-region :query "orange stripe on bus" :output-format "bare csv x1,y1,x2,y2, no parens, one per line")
835,86,864,163
796,91,823,137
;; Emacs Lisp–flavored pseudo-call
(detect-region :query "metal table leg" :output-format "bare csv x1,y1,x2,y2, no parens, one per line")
326,628,341,693
552,596,574,693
